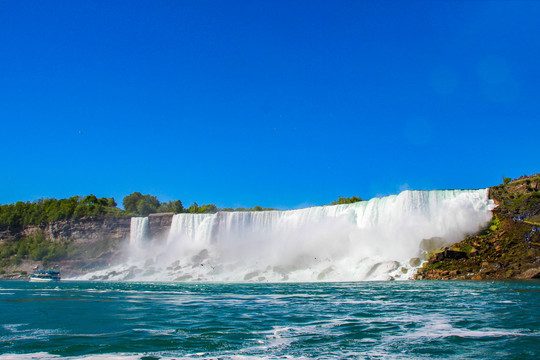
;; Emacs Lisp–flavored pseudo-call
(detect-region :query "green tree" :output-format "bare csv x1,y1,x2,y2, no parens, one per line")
82,194,99,205
29,246,49,261
158,200,184,213
187,202,199,213
123,192,144,213
136,195,160,216
0,194,123,227
330,196,363,205
172,200,184,213
200,204,218,213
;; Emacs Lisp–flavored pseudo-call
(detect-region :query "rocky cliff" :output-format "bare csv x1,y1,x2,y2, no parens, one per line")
148,213,174,240
0,213,178,279
0,217,131,244
0,217,131,279
416,176,540,280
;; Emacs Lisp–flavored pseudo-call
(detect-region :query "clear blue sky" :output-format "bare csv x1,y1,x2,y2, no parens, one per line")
1,1,539,209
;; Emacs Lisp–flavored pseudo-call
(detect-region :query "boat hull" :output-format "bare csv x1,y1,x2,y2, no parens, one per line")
29,270,61,282
29,277,59,282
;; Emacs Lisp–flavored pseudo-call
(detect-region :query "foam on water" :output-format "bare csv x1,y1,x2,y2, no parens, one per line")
1,280,538,359
78,189,495,282
0,355,142,360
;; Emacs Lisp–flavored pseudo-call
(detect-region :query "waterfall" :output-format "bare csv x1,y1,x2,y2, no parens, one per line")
129,217,148,250
167,213,215,245
91,189,495,282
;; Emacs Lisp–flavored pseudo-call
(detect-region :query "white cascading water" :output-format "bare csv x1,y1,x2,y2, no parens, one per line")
129,217,148,251
80,189,495,282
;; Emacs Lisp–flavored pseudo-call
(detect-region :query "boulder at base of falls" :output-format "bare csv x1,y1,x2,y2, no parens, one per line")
432,249,468,262
515,266,540,279
409,257,421,267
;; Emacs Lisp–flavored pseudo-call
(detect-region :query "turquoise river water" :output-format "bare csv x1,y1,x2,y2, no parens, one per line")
0,280,539,359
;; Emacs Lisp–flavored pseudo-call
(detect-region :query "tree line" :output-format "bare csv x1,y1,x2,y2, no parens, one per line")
0,192,363,227
330,196,363,205
121,192,280,216
122,192,222,215
0,195,123,227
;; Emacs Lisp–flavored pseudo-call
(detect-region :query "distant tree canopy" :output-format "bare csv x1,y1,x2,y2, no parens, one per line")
158,200,184,214
183,202,218,214
123,192,170,216
124,193,158,216
162,200,275,214
224,206,276,212
0,195,122,227
122,192,144,214
0,191,298,228
330,196,363,205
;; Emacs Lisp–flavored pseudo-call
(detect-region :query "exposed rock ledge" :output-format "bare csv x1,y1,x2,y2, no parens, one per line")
0,217,131,244
416,177,540,280
0,217,132,279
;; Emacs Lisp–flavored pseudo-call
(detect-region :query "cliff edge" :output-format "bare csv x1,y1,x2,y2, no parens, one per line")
416,175,540,280
0,217,131,279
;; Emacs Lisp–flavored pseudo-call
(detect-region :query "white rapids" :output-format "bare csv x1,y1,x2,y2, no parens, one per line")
78,189,495,282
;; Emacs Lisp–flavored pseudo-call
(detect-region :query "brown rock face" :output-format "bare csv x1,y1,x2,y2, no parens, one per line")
516,267,540,279
47,218,131,243
409,257,421,267
433,249,468,262
148,213,174,240
417,176,540,280
0,217,132,278
0,217,131,244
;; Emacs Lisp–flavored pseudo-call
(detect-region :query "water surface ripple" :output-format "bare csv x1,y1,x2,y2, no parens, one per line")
1,280,538,359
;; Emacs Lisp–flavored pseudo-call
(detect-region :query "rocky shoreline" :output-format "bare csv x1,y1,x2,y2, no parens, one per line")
416,176,540,280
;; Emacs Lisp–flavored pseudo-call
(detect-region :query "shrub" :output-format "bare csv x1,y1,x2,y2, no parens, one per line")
330,196,363,205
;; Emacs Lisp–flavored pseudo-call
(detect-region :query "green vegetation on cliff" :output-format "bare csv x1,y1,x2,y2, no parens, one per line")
0,195,125,227
0,231,70,266
490,177,540,219
330,196,363,205
123,192,186,215
0,230,122,278
417,175,540,280
221,206,277,212
122,192,246,215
